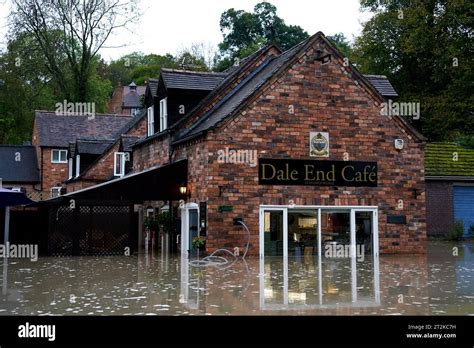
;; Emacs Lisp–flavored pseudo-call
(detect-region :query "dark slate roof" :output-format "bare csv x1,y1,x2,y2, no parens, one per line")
77,139,115,155
161,69,226,91
364,75,398,98
173,42,305,144
425,143,474,177
147,79,159,97
123,82,145,108
122,90,141,108
35,111,132,147
121,135,140,151
0,145,39,182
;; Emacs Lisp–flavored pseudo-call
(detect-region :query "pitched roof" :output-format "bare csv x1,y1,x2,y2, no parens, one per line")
147,78,159,97
167,44,282,131
172,32,423,146
364,75,398,98
425,143,474,177
76,139,115,155
173,42,304,144
160,69,226,91
122,90,142,108
35,111,132,147
0,145,39,183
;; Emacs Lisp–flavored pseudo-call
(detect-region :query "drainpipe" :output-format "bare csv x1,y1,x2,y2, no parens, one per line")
40,148,44,192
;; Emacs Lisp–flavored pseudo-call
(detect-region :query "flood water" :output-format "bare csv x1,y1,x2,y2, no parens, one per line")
0,241,472,315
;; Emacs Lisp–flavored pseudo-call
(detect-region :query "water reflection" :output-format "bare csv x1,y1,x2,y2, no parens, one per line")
0,241,472,315
260,253,380,310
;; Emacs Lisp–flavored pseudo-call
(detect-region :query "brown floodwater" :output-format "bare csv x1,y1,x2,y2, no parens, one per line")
0,241,472,315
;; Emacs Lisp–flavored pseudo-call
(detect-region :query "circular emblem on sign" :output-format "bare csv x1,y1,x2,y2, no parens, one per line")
310,132,329,157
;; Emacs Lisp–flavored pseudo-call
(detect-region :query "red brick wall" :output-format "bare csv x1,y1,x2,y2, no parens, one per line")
41,147,69,192
126,116,147,137
425,180,453,235
133,38,427,255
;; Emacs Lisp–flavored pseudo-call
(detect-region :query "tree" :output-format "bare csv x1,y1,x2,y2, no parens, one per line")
9,0,140,103
0,33,59,143
327,33,352,58
0,32,113,144
106,52,178,86
217,2,309,70
353,0,474,141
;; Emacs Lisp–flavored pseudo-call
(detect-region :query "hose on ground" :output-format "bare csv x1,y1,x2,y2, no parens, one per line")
189,220,250,268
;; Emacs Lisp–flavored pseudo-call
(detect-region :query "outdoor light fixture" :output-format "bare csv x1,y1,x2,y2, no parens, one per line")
179,184,188,196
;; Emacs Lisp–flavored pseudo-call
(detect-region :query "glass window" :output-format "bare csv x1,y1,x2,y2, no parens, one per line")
114,152,125,177
51,149,67,163
51,187,62,198
147,106,154,136
160,98,168,132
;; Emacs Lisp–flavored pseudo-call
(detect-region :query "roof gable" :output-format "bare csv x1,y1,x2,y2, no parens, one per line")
173,32,424,145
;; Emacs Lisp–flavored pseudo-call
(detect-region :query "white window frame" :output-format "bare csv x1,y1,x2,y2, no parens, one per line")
160,98,168,132
114,152,126,177
51,149,68,163
258,205,380,309
68,158,73,179
51,187,62,198
147,106,154,136
75,155,81,178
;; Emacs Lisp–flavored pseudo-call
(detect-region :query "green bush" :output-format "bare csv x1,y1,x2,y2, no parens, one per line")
446,221,464,241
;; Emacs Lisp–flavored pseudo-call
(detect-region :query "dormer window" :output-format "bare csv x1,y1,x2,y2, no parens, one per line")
160,98,168,132
147,106,154,136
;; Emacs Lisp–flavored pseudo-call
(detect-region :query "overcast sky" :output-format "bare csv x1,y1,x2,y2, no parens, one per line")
0,0,372,62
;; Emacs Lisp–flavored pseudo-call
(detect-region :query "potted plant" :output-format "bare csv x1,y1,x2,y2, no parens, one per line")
192,236,206,250
156,211,173,234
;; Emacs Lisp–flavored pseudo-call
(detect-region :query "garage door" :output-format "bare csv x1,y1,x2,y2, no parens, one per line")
453,186,474,236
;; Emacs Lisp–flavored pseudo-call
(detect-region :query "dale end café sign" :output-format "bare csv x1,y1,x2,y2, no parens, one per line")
258,158,377,187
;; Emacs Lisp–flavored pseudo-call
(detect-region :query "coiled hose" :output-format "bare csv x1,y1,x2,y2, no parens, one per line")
189,220,250,268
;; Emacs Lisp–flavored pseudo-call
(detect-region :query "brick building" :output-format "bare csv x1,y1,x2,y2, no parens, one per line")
66,32,427,256
425,143,474,236
32,111,146,198
108,82,146,115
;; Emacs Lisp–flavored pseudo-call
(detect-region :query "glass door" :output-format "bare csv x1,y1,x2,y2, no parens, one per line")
259,208,288,307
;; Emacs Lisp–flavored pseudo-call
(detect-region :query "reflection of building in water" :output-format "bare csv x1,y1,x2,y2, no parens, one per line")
260,254,381,312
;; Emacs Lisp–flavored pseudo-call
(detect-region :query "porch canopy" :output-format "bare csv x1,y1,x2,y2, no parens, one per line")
57,159,188,204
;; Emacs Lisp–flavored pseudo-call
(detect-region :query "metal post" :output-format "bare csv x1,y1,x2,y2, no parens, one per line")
3,206,10,295
4,207,10,249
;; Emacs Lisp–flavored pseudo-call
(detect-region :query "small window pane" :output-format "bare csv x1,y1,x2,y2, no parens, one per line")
52,150,59,162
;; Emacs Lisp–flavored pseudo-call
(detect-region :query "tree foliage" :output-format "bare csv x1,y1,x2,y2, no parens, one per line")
353,0,474,141
217,2,309,70
9,0,140,102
